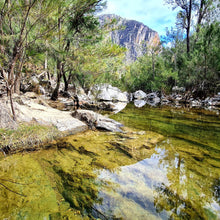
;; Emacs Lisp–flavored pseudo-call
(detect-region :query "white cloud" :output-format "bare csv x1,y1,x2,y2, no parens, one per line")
101,0,178,36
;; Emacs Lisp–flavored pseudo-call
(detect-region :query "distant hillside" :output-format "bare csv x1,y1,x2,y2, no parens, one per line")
99,14,160,63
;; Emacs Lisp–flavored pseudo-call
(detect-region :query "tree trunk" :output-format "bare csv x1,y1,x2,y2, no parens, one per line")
51,60,63,101
14,73,21,94
152,52,155,80
186,0,192,54
63,72,68,92
9,89,16,121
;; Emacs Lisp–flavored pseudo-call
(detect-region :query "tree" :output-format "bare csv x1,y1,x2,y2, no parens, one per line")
50,0,105,100
194,0,214,43
0,0,60,119
166,0,196,53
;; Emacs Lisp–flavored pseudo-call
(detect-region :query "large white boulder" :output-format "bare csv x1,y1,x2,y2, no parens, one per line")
90,84,129,102
133,90,147,100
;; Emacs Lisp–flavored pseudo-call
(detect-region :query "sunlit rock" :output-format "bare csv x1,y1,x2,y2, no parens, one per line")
72,109,123,132
90,84,129,102
172,86,186,93
99,14,160,63
133,90,147,100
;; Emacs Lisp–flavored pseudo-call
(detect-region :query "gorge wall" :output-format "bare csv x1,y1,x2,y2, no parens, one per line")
99,14,160,63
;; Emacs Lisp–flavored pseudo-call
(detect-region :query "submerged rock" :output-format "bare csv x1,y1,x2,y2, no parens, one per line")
72,109,123,132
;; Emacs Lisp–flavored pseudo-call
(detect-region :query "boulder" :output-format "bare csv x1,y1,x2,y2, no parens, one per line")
146,92,160,106
8,94,88,133
161,95,170,105
90,84,129,102
30,75,39,85
133,90,147,100
172,86,186,93
81,101,127,113
190,100,202,108
72,109,123,132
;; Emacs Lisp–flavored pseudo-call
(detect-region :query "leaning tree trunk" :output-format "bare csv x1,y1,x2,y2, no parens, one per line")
7,52,20,120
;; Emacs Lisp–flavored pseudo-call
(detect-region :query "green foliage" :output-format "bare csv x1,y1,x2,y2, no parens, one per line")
163,21,220,94
68,39,126,89
0,0,218,98
123,49,175,93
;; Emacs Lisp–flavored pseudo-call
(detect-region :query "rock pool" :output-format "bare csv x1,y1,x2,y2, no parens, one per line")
0,104,219,219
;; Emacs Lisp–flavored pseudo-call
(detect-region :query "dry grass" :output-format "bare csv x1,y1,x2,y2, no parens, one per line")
0,123,62,155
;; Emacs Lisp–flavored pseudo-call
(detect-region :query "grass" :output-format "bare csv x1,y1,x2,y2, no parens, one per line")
0,123,62,154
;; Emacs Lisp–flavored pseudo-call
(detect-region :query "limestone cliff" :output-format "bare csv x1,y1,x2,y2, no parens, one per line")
99,14,160,62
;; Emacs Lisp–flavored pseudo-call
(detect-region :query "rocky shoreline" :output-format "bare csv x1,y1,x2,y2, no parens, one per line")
0,80,219,154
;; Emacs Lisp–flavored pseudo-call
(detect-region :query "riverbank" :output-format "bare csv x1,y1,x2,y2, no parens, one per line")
0,93,88,154
1,83,220,155
0,92,124,154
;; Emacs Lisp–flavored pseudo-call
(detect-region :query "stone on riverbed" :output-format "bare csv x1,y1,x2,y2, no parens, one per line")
72,109,123,132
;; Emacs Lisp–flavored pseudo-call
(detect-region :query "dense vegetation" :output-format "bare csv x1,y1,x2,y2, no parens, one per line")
124,0,220,96
0,0,219,107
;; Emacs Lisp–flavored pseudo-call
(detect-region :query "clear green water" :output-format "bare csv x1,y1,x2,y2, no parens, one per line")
0,104,219,219
106,104,220,219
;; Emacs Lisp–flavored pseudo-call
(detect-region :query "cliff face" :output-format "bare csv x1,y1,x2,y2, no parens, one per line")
99,14,160,62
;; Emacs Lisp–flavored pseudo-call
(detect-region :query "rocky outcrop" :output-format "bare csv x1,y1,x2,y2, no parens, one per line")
99,14,160,62
72,109,123,132
1,93,88,133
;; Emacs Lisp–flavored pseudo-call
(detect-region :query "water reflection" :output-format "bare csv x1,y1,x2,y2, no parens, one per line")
0,105,219,219
94,137,220,219
134,100,147,108
94,154,169,219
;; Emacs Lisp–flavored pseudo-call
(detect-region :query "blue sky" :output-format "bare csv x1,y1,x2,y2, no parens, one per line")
101,0,178,36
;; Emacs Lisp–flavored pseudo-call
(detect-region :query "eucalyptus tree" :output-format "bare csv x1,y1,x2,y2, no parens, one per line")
72,39,126,89
166,0,197,53
0,0,60,119
50,0,106,100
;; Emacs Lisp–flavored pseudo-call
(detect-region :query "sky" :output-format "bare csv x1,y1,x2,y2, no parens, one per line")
101,0,178,36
